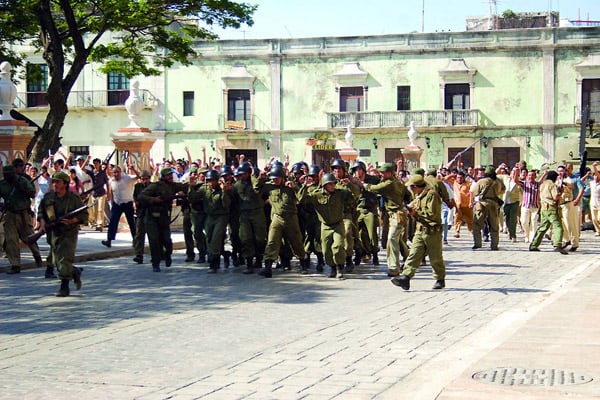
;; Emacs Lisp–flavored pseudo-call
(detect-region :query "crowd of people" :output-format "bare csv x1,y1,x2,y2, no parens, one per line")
2,146,600,297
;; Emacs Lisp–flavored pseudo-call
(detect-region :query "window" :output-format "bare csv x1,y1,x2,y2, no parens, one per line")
107,73,129,106
448,147,474,168
340,86,364,112
69,146,89,166
582,79,600,122
227,89,251,128
183,91,194,116
26,63,48,107
397,86,410,110
493,147,521,168
444,84,470,110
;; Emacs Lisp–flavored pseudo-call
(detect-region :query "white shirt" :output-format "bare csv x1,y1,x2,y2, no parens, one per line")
110,174,136,204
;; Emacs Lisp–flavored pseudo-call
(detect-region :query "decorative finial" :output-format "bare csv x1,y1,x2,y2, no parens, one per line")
407,121,418,147
345,125,353,147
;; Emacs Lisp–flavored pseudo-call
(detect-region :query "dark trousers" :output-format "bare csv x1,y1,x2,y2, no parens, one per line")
107,201,136,241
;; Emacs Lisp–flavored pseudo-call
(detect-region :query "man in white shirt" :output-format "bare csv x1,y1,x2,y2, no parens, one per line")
73,155,93,192
101,165,138,248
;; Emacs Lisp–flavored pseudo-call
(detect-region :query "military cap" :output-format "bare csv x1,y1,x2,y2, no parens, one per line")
427,167,438,176
377,163,396,173
140,170,151,178
2,165,15,174
11,158,24,168
413,168,425,176
407,174,426,187
160,167,173,177
51,171,70,183
484,166,495,176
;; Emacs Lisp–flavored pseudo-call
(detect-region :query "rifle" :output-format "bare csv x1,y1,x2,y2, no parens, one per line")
80,182,106,203
449,137,483,166
104,148,117,165
579,105,590,177
25,201,97,245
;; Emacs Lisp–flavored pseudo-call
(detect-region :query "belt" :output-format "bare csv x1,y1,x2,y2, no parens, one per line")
560,200,572,205
417,224,442,233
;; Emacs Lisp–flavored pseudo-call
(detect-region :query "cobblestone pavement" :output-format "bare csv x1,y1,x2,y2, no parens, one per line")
0,230,599,399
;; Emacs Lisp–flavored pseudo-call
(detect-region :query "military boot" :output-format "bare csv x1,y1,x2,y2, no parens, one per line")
73,267,83,291
232,253,241,267
242,257,255,274
316,253,325,272
255,255,263,270
223,251,231,268
328,265,337,278
281,258,291,271
55,279,70,297
208,257,219,273
197,254,206,264
336,264,345,280
6,265,20,274
44,265,56,279
344,256,354,273
372,252,379,266
34,255,43,268
300,257,310,274
258,260,273,278
353,249,362,266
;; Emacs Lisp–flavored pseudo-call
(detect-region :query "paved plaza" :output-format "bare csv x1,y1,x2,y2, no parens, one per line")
1,229,599,399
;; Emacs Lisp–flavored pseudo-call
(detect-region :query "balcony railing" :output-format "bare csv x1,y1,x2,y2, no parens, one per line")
326,110,480,129
14,89,156,109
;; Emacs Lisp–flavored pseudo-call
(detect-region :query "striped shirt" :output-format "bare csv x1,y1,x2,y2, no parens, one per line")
520,180,540,208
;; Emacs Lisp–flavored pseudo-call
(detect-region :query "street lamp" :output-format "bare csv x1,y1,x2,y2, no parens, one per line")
372,137,378,149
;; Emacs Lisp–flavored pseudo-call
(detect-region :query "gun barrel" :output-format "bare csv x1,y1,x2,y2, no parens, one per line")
25,230,45,246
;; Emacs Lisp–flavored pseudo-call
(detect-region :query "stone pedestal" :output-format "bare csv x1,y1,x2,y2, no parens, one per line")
0,123,36,164
401,146,424,173
111,128,156,171
338,147,359,164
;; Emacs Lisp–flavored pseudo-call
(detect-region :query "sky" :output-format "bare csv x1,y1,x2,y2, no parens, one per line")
212,0,600,40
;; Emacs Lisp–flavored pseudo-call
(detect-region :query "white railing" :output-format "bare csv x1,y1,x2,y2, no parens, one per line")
327,109,479,129
14,89,156,109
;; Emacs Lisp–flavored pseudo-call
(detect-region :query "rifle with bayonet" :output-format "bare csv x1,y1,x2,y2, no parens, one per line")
448,137,484,166
80,182,107,203
104,148,117,165
25,201,97,245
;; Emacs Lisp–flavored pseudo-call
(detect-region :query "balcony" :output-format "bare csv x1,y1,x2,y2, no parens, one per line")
326,110,480,129
14,89,156,109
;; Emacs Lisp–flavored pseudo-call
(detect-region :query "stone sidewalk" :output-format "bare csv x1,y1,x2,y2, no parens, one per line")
0,229,599,399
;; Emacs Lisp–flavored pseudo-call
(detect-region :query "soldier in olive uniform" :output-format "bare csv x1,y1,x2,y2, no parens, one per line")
391,174,446,290
471,166,504,251
138,168,187,271
201,170,232,272
529,170,568,254
360,163,411,277
38,171,88,297
187,168,208,264
219,165,240,267
0,165,43,274
259,166,308,278
299,173,352,279
132,170,152,264
233,162,267,274
351,161,381,265
302,165,325,272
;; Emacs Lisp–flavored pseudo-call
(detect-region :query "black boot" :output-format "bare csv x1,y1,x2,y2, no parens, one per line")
232,253,241,267
223,251,231,268
344,256,354,273
353,249,362,266
281,258,291,271
255,255,263,270
55,279,70,297
300,257,310,274
259,260,273,278
316,252,324,272
328,265,337,278
197,254,206,264
242,257,255,274
73,267,83,290
34,255,43,268
6,265,20,274
337,264,345,280
208,257,219,273
372,252,379,266
45,265,56,279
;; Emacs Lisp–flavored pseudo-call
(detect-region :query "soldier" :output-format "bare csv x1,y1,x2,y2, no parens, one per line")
360,163,411,277
132,170,152,264
181,169,195,263
233,162,267,274
299,173,353,279
259,166,309,278
0,164,43,274
200,170,232,273
391,174,446,290
138,168,186,271
220,165,241,267
330,158,361,273
37,171,88,297
188,167,208,264
471,166,504,251
529,170,569,254
302,165,325,272
350,160,381,265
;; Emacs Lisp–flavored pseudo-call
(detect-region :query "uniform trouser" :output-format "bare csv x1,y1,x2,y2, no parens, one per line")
182,209,195,257
133,213,147,257
304,216,322,254
4,211,41,266
228,212,242,256
357,210,379,254
264,214,306,262
531,209,563,248
107,201,136,241
503,202,519,239
473,202,500,248
342,215,354,254
239,208,267,259
50,227,79,280
386,211,409,273
380,210,389,248
205,213,228,261
190,212,207,257
402,228,445,280
145,214,172,267
321,221,346,266
89,194,107,228
520,206,539,242
560,202,580,247
454,206,473,234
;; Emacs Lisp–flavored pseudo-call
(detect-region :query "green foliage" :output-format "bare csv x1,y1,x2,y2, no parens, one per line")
502,9,517,19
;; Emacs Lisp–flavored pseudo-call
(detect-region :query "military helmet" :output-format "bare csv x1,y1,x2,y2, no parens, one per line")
205,170,219,181
268,167,286,179
220,164,234,177
238,161,252,173
291,162,304,174
271,160,284,170
308,164,321,176
350,161,366,173
330,158,346,170
320,173,337,186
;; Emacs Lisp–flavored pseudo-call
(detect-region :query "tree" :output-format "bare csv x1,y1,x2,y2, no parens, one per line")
0,0,256,163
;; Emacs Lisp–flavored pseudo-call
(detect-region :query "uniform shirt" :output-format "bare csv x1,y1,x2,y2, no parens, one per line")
262,182,299,218
364,177,410,213
110,174,136,204
201,184,231,216
233,175,265,211
299,185,352,226
471,177,502,205
0,175,36,212
411,187,442,228
540,180,559,211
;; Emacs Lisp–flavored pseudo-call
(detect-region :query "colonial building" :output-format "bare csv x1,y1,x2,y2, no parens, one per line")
11,26,600,171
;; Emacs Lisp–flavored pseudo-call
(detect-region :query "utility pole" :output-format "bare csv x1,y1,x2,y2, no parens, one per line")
422,0,425,32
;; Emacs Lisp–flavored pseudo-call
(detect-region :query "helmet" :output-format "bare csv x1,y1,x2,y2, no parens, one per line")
268,167,286,179
234,165,250,176
320,173,337,185
271,160,284,170
220,165,233,177
205,170,219,181
238,161,252,173
330,158,346,170
291,163,304,174
350,161,366,173
308,164,321,176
